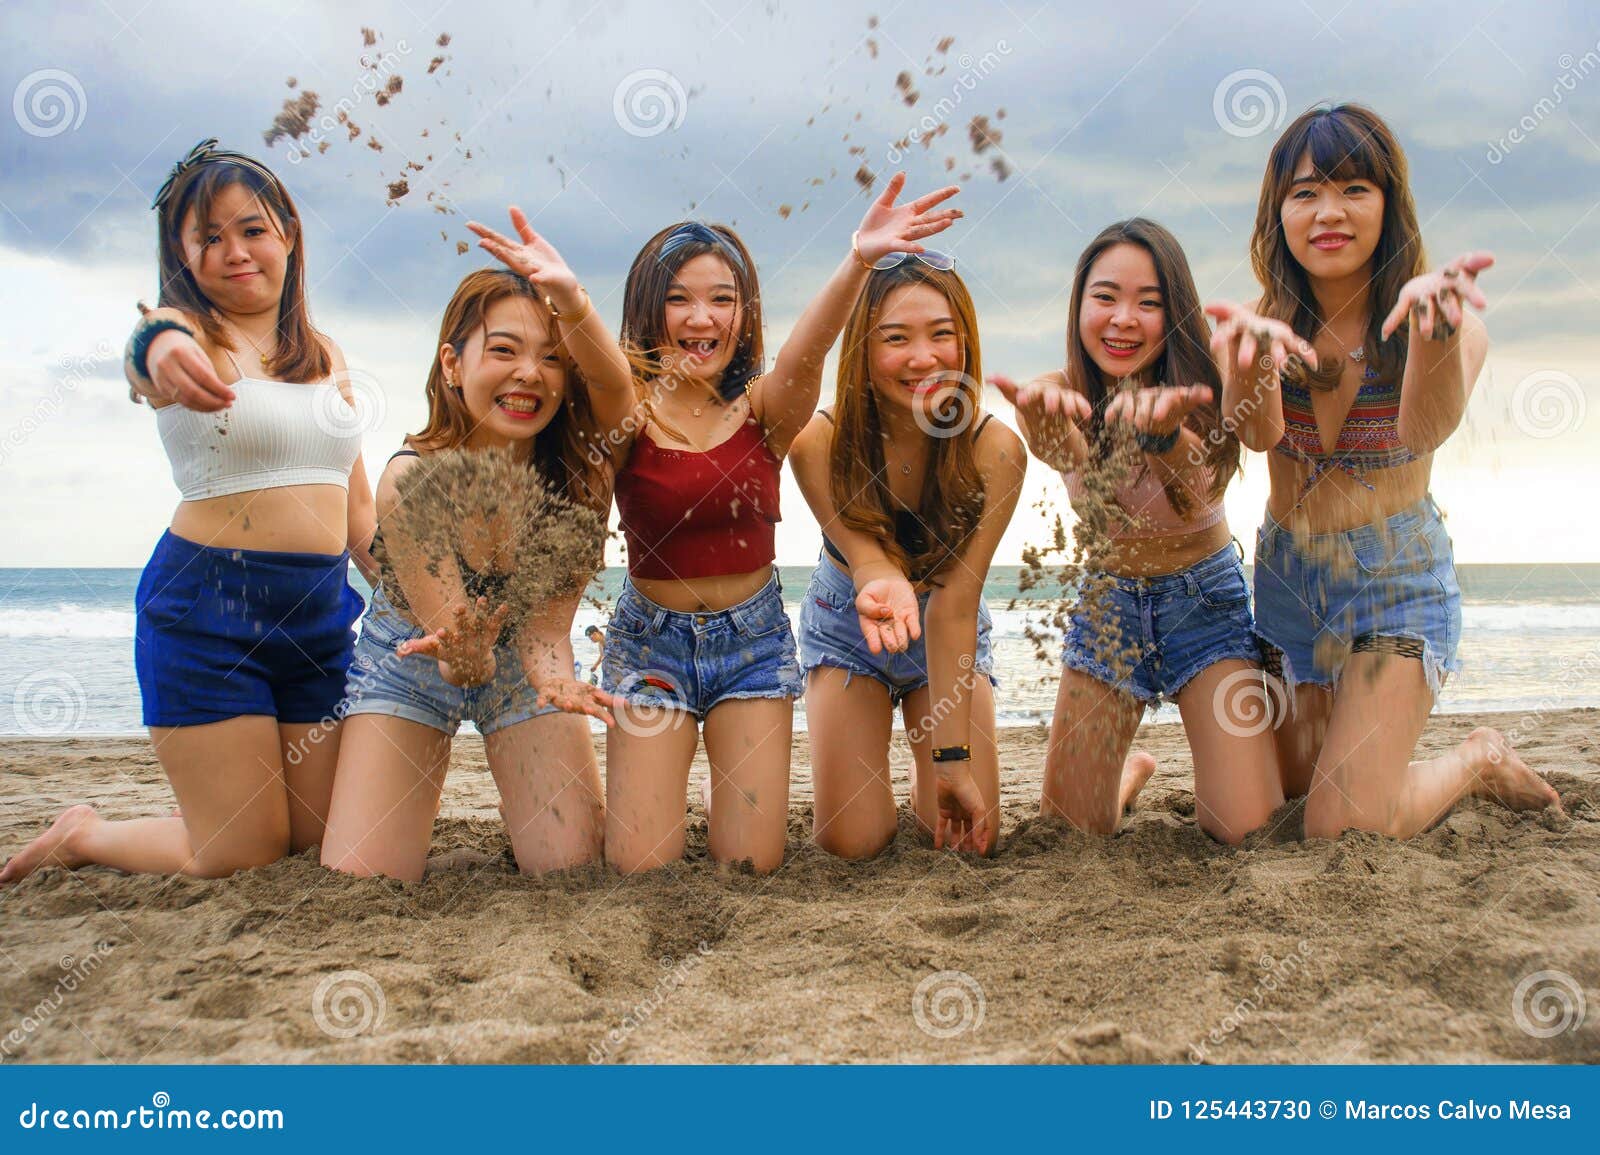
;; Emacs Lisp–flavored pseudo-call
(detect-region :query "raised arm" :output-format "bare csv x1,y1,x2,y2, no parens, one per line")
921,420,1026,856
1381,251,1494,454
468,207,637,441
124,306,236,411
753,173,963,459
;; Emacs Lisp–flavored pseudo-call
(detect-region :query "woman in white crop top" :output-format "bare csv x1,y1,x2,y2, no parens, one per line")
2,141,375,886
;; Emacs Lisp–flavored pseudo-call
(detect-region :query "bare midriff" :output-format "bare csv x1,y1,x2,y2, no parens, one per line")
629,566,775,613
1265,452,1432,532
168,484,349,556
1096,518,1235,579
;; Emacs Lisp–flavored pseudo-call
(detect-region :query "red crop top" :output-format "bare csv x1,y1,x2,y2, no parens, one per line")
614,416,782,580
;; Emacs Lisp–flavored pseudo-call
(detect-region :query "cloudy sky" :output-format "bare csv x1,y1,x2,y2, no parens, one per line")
4,0,1598,567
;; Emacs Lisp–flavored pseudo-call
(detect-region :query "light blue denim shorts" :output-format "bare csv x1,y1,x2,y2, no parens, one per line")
1062,542,1263,706
1252,495,1462,701
798,554,997,708
340,585,561,736
600,572,803,720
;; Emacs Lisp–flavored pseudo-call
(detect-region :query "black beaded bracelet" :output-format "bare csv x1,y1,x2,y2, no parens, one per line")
931,744,972,763
129,317,194,380
1135,427,1180,455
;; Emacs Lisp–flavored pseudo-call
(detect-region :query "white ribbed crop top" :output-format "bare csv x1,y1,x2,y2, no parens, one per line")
156,353,362,501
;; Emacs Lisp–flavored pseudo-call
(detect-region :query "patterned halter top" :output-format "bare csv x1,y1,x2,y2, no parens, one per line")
1274,362,1416,494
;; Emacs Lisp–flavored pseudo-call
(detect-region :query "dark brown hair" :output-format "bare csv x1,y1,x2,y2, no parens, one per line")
1251,103,1426,390
828,262,986,585
620,221,764,403
1067,218,1237,515
155,155,329,382
408,268,608,512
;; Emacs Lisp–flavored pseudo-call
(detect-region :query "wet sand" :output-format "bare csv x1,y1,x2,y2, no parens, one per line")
2,709,1596,1064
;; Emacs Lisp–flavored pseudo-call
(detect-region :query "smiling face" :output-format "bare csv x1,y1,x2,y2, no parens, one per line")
1077,242,1166,383
1280,150,1385,281
865,281,967,422
441,295,567,449
178,181,292,316
661,253,743,386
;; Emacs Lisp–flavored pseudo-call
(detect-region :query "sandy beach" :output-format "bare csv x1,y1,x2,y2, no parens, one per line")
2,709,1597,1064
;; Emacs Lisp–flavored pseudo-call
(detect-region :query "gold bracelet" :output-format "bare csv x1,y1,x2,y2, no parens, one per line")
546,286,592,325
850,230,876,272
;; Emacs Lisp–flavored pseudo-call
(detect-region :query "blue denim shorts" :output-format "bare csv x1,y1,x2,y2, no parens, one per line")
135,530,363,727
600,573,802,720
1062,542,1262,706
798,555,997,708
1253,495,1461,701
340,585,561,737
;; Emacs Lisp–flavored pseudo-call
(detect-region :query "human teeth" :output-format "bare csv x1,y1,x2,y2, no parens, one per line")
1105,339,1138,348
681,340,718,354
498,396,539,412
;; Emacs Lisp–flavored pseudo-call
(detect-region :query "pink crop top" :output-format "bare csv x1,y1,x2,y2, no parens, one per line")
1063,461,1222,540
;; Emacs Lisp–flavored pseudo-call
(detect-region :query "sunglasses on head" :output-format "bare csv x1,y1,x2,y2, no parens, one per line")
868,249,956,272
151,138,282,211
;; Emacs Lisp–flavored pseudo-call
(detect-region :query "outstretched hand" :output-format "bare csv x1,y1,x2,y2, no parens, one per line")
856,575,922,655
396,597,509,687
467,206,583,308
531,676,617,726
1104,383,1214,438
853,172,962,265
1204,300,1320,380
1381,251,1493,342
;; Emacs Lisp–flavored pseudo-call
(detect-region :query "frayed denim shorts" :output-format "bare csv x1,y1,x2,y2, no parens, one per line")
1062,542,1262,706
798,554,997,708
600,572,803,720
341,584,561,737
1252,495,1461,701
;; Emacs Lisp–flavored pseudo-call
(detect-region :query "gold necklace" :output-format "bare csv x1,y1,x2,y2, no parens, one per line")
228,321,277,369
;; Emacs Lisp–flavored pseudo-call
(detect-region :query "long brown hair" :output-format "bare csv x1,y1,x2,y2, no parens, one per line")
829,262,986,586
1066,218,1237,516
155,153,329,382
1251,103,1426,390
620,221,765,403
408,268,608,512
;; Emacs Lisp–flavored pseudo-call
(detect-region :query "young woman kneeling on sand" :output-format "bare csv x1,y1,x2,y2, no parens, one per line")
789,254,1023,858
994,218,1288,844
2,140,375,884
599,174,963,874
320,212,632,883
1207,103,1557,838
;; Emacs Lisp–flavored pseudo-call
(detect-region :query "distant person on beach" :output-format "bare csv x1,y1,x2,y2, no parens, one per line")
2,140,375,884
995,218,1287,844
1207,102,1558,837
600,174,963,874
584,625,605,684
321,216,631,884
790,254,1021,858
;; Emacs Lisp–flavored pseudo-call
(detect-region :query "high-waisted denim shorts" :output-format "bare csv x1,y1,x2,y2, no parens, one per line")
798,554,997,708
600,572,803,720
1062,542,1262,706
135,530,363,728
1253,495,1461,701
341,585,561,737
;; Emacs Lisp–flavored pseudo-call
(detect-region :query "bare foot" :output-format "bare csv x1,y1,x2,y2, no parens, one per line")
1119,751,1157,813
699,775,712,818
0,804,99,884
1464,727,1561,812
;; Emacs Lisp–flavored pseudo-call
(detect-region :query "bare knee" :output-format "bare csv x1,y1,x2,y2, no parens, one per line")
1301,794,1347,842
814,815,895,861
1199,803,1275,846
1040,796,1120,837
189,832,292,879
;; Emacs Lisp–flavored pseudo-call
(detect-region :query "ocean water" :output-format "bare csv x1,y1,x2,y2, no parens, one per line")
2,564,1597,736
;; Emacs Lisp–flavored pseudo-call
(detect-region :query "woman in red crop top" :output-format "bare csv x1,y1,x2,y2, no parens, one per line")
995,218,1286,844
1209,103,1557,839
600,174,963,874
